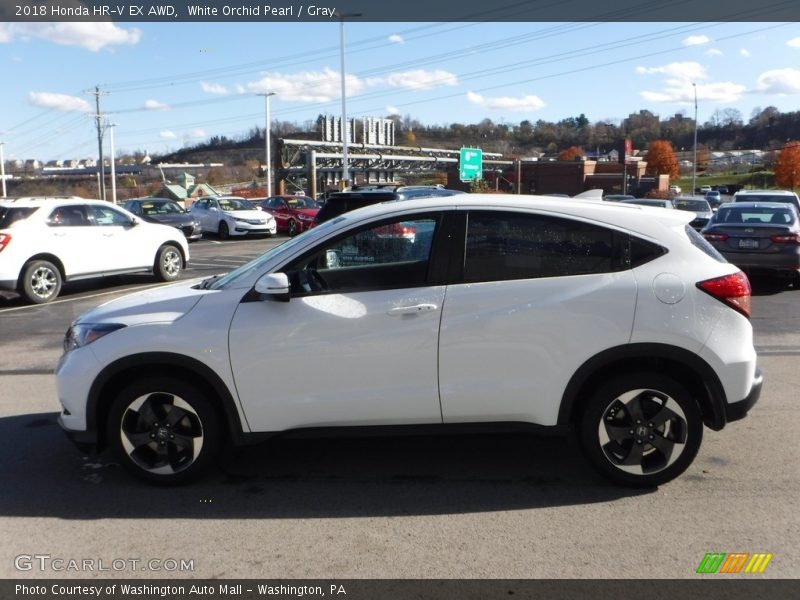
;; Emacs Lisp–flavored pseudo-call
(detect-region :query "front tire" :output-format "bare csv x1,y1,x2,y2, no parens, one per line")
218,220,230,240
287,219,298,237
21,260,62,304
154,244,182,282
579,373,703,487
107,377,221,485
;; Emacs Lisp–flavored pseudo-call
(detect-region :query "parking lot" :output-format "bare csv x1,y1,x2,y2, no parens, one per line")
0,233,798,579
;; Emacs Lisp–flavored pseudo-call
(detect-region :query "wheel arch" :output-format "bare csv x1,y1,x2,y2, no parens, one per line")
559,343,729,431
88,352,244,451
17,253,66,287
157,240,187,265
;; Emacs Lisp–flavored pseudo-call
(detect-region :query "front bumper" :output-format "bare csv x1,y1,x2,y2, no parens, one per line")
58,414,98,453
725,367,763,423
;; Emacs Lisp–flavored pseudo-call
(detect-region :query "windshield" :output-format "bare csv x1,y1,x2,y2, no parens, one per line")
207,217,343,289
218,198,251,211
287,197,317,209
143,201,184,215
674,199,710,211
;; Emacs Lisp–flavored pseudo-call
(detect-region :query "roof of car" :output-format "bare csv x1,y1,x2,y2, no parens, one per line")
0,196,108,207
719,201,797,208
734,189,797,196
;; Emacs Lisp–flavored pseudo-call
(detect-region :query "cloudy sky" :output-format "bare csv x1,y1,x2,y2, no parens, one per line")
2,20,800,161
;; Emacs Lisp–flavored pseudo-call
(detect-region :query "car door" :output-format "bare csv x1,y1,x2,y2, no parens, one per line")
265,197,288,231
44,204,101,277
192,199,214,231
438,209,637,427
228,211,447,432
87,204,150,271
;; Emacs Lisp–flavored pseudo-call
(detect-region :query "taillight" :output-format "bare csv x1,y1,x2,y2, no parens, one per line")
696,272,751,318
0,233,10,252
703,232,728,242
770,233,800,245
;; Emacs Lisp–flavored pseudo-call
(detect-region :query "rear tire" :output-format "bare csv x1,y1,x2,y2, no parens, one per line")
107,377,221,485
154,244,182,282
21,260,62,304
579,372,703,487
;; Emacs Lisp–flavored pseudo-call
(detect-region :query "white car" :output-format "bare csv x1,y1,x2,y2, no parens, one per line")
189,196,276,239
56,195,762,487
0,197,189,304
669,185,681,194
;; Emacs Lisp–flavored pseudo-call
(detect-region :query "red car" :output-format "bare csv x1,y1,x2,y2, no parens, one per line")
259,195,319,236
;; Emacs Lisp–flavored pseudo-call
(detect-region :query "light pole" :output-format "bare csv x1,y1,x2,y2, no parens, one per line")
259,92,276,195
0,142,6,198
108,123,118,204
692,83,698,197
337,11,361,189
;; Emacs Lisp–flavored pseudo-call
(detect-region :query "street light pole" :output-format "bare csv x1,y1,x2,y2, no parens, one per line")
109,123,118,204
259,92,276,195
337,11,361,189
692,83,698,197
0,142,6,198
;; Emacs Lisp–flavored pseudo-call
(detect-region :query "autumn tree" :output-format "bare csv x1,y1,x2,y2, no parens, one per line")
644,140,679,178
558,146,585,160
774,141,800,190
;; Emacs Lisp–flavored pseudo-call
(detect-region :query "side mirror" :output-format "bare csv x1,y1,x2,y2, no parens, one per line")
254,272,290,301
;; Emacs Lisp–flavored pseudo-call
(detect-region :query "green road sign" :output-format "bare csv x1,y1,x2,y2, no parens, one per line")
459,147,483,181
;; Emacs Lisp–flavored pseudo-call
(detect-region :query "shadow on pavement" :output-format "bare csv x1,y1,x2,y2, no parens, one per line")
0,412,652,520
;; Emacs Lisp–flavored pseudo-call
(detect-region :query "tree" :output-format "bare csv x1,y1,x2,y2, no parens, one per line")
644,140,679,178
774,141,800,190
558,146,585,160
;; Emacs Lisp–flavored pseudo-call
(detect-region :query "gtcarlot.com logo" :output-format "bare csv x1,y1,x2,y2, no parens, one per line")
696,552,773,574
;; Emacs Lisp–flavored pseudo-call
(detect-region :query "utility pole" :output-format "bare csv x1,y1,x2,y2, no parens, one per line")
90,86,109,201
258,92,276,195
692,83,698,197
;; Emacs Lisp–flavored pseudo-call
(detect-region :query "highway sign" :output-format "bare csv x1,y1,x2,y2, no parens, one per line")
459,147,483,181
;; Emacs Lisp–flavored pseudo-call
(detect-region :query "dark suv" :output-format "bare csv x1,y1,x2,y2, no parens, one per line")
316,187,465,224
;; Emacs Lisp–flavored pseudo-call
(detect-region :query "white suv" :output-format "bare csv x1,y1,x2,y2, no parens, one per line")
0,197,189,303
55,195,762,486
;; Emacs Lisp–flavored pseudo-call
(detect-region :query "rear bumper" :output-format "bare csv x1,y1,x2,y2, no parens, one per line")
725,367,763,423
718,249,800,272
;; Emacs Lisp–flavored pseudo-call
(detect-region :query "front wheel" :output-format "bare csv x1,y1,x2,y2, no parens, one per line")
287,219,298,237
21,260,62,304
154,244,182,282
218,220,230,240
107,377,221,485
579,373,703,487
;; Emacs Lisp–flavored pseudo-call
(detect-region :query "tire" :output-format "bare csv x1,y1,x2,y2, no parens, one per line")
106,377,221,485
579,372,703,487
287,219,298,237
21,260,62,304
154,244,182,282
218,220,230,240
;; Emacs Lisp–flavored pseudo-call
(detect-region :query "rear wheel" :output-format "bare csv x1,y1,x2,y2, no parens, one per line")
218,221,230,240
107,377,221,485
154,244,182,282
579,372,703,487
21,260,62,304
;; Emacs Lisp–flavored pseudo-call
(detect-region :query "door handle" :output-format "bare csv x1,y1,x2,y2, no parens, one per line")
388,303,438,316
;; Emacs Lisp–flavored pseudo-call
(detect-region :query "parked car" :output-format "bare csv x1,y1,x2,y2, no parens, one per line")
258,195,319,236
700,185,713,193
56,194,761,487
123,197,202,242
621,198,674,209
603,194,636,202
0,197,189,304
315,187,465,224
669,185,681,194
705,190,722,209
702,202,800,285
189,196,276,239
673,197,714,230
732,189,800,213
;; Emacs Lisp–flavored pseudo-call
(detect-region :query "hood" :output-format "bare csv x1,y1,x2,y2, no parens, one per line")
75,279,209,326
142,213,197,226
223,209,268,220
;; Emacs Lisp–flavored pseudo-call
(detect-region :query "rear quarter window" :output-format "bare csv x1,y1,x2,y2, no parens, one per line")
0,206,39,228
684,224,725,263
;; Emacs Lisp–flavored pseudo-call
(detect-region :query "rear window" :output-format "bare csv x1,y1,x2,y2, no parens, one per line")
685,225,725,263
0,206,38,228
716,206,795,225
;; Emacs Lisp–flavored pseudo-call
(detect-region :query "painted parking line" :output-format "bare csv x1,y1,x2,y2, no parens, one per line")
0,282,170,314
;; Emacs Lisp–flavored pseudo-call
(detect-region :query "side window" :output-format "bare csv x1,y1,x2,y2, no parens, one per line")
285,215,439,294
47,205,90,227
90,205,131,226
463,211,626,282
266,198,281,209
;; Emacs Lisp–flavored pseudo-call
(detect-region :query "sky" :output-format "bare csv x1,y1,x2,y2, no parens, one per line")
2,19,800,162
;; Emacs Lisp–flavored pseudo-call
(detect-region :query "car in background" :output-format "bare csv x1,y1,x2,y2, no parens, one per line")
56,194,761,487
673,197,714,230
702,201,800,285
669,185,681,194
620,198,674,209
190,196,276,239
705,190,722,209
258,195,319,236
700,185,712,194
123,197,202,242
602,194,636,202
315,187,465,224
732,189,800,213
0,197,188,303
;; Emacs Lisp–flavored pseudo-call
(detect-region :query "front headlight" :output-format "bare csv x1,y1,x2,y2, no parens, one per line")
298,214,314,221
63,323,127,353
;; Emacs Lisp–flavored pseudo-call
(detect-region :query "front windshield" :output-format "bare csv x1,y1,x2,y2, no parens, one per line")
207,217,343,289
287,197,316,209
218,198,251,211
144,201,184,215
